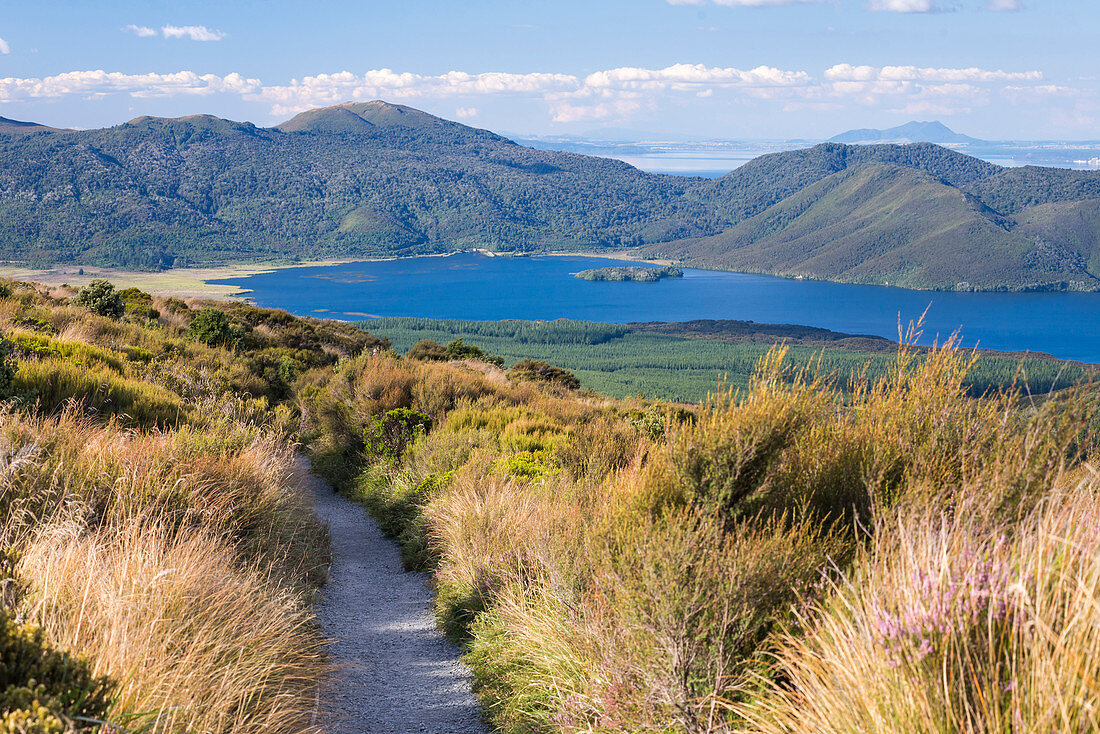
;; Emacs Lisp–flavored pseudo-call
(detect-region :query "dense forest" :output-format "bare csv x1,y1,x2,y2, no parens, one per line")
366,316,1091,402
2,101,1100,290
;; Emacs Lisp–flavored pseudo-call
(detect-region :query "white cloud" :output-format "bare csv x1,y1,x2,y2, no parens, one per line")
582,63,811,92
0,70,260,103
0,37,9,54
988,0,1023,9
869,0,946,12
122,24,226,41
1001,84,1080,103
161,25,225,42
668,0,823,5
887,100,969,115
123,24,157,37
255,69,578,115
550,99,642,123
0,61,1065,128
824,64,1041,83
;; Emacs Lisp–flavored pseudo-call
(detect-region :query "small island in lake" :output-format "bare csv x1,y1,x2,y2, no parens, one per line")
575,265,684,282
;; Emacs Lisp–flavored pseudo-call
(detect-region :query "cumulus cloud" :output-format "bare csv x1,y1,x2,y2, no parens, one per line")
254,69,578,115
0,37,10,54
869,0,947,12
824,64,1041,83
582,63,811,92
0,61,1063,126
667,0,823,5
550,99,642,123
123,24,158,37
161,25,225,41
0,70,260,103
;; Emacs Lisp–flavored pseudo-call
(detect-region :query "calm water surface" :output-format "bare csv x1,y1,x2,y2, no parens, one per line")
211,254,1100,363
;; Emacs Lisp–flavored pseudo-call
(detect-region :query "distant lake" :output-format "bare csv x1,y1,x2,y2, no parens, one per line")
211,254,1100,363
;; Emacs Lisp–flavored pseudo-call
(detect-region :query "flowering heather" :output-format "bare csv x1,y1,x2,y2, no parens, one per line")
873,541,1017,668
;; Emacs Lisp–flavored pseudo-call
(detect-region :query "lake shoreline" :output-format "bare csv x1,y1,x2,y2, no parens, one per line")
202,253,1100,363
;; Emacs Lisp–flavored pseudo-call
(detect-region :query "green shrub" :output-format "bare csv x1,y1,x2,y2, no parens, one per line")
408,339,448,361
73,280,123,319
0,610,113,733
365,407,433,461
0,338,17,400
14,360,189,429
9,317,57,335
116,287,150,303
188,308,233,347
507,358,580,390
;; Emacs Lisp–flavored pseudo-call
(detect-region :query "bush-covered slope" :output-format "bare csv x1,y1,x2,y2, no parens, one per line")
0,279,385,731
657,163,1100,291
302,332,1100,733
3,275,1100,732
5,103,1100,292
0,102,716,268
697,141,1003,226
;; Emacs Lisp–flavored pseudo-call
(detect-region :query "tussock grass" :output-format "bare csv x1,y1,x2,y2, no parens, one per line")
0,283,380,732
0,408,328,732
19,521,323,733
737,480,1100,733
304,333,1100,733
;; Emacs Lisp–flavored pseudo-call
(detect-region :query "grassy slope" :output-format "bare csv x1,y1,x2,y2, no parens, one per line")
302,333,1100,733
659,163,1099,291
0,280,384,732
5,275,1100,733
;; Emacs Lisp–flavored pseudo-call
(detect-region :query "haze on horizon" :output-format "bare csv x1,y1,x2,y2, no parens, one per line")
0,0,1097,141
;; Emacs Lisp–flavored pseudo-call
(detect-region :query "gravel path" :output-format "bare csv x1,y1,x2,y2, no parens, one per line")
298,456,489,734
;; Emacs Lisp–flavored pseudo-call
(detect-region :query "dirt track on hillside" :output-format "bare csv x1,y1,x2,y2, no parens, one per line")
299,457,489,734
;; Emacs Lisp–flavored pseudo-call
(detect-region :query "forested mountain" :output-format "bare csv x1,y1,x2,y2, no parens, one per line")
2,101,1100,290
0,102,716,268
648,163,1096,291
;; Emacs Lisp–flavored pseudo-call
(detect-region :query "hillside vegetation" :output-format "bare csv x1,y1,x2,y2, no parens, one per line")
648,144,1100,291
2,277,1099,731
0,278,382,732
3,103,1100,290
302,327,1100,733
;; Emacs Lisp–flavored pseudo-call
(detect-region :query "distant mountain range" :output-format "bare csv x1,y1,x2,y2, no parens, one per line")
1,102,1099,291
829,121,982,146
0,116,67,136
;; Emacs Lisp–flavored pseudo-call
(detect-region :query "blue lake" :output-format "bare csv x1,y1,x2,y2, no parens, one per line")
211,254,1100,363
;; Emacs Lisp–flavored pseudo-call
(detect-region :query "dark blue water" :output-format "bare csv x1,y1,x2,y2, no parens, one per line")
211,254,1100,363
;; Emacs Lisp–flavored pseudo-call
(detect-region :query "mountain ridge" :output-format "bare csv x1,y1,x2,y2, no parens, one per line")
1,101,1100,291
828,120,983,145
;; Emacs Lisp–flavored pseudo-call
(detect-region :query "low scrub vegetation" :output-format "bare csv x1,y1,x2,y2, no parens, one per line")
303,325,1100,733
4,273,1099,733
0,279,383,732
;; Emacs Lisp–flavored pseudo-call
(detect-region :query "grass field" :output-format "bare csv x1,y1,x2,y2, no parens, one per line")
363,317,1091,403
0,259,362,299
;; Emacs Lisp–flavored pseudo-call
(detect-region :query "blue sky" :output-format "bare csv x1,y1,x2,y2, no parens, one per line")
0,0,1096,139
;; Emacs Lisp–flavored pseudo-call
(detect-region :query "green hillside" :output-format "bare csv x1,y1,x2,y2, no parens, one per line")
0,102,715,268
3,102,1100,291
653,163,1098,291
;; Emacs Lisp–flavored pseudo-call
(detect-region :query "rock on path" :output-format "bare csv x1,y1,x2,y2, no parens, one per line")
298,456,489,734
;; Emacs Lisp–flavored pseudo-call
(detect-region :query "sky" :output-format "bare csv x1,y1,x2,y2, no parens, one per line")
0,0,1097,140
